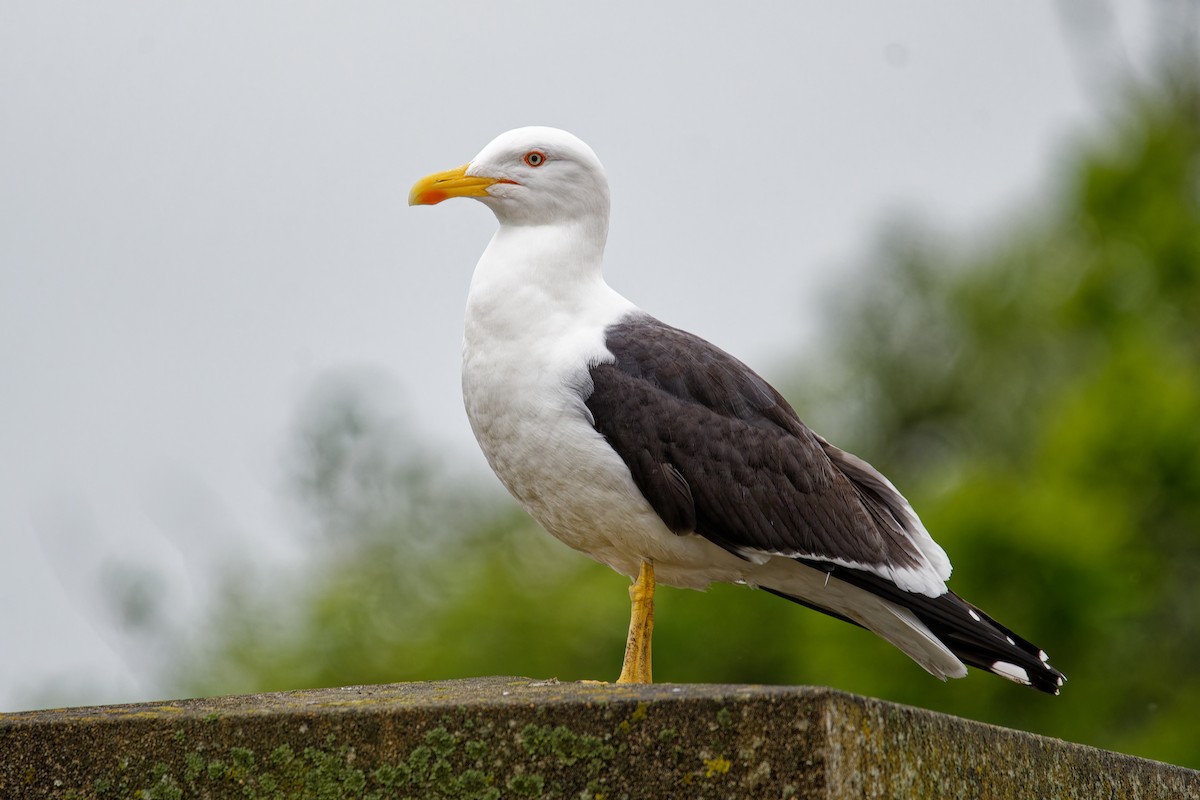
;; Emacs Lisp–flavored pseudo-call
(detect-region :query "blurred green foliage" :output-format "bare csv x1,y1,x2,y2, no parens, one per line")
179,62,1200,766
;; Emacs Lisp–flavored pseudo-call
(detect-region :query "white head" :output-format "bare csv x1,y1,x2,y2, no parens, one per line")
410,127,610,229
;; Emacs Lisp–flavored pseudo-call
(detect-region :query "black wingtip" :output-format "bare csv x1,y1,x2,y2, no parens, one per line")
794,558,1067,695
937,601,1067,695
987,656,1066,695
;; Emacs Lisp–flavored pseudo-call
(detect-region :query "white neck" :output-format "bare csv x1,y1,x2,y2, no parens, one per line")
469,217,609,310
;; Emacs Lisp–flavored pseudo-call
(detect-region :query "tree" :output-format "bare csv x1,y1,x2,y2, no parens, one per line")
783,58,1200,764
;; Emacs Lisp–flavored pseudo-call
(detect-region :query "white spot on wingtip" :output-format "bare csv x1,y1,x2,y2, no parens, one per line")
968,609,981,622
1005,636,1015,646
991,661,1031,685
1039,650,1050,663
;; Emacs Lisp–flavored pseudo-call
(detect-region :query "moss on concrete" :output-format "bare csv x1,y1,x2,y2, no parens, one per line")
2,677,1196,799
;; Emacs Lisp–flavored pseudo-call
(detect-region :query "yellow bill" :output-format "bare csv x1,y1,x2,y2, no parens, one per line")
408,164,513,206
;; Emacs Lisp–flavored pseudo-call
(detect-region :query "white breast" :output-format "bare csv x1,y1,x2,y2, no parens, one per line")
460,225,749,585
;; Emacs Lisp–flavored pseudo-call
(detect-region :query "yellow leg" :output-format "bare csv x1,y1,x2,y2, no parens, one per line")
616,560,655,684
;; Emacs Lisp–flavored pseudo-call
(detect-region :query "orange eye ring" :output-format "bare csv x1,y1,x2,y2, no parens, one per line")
523,150,547,167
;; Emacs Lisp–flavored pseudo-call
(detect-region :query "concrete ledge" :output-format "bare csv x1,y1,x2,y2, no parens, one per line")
2,677,1197,799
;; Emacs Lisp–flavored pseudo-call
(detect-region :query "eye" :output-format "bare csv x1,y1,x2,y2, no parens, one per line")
523,150,546,167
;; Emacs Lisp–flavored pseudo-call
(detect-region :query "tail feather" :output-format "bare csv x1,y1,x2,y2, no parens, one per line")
793,559,1066,695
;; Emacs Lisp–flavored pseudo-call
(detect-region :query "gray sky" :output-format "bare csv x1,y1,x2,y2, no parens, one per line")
0,2,1152,711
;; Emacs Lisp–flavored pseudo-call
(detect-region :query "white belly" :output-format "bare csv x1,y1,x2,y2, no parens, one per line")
461,282,748,588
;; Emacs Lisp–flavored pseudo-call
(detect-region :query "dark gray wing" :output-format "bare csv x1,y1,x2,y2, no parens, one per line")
583,313,925,573
583,314,1066,694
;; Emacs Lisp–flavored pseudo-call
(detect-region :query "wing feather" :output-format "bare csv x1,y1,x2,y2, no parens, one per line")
584,314,946,594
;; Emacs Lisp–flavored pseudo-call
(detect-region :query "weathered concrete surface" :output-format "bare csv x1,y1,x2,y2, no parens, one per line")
1,677,1196,799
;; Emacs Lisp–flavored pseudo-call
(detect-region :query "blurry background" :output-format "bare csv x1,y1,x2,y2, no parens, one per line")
3,0,1199,768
